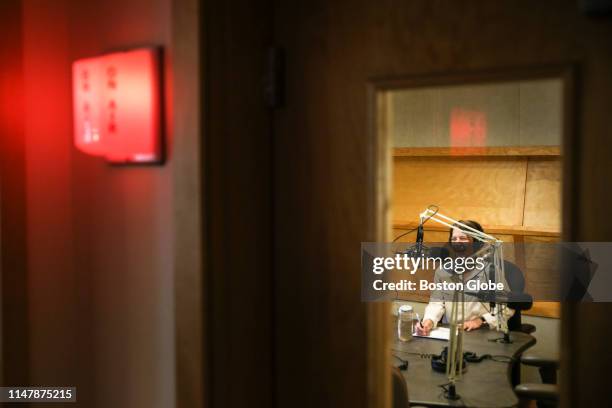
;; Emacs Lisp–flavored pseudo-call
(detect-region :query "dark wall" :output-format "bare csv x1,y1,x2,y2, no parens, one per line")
203,0,274,406
0,0,29,387
22,1,80,399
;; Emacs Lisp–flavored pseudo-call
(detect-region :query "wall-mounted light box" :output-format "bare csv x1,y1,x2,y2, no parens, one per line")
72,47,163,164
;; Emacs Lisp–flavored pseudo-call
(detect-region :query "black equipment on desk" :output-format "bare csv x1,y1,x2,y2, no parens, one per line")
393,354,409,371
431,346,509,373
398,222,430,258
431,346,468,374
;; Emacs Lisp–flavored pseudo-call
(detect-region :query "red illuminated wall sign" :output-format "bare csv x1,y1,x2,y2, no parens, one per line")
72,47,163,164
449,108,487,147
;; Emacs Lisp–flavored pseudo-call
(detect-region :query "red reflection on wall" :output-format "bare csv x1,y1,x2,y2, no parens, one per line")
450,108,487,148
72,48,162,163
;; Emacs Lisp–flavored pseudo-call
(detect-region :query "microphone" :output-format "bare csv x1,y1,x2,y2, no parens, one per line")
395,219,450,261
415,223,424,257
396,220,428,258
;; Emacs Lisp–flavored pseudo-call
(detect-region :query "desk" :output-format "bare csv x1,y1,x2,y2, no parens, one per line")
392,329,535,407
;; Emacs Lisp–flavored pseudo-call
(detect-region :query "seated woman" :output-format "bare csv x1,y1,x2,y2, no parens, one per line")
415,220,514,335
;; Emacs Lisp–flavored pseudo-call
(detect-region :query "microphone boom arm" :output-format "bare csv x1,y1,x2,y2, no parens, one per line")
416,206,511,397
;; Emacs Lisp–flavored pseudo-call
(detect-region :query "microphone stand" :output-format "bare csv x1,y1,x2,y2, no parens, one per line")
444,272,464,400
418,206,510,399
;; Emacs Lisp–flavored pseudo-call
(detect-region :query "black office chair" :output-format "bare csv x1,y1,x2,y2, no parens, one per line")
392,367,428,408
392,367,409,408
503,260,536,334
430,247,535,335
515,383,558,408
515,353,559,408
491,260,537,387
430,257,536,335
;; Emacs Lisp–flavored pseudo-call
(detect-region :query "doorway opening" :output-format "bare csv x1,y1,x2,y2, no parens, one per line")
369,66,575,406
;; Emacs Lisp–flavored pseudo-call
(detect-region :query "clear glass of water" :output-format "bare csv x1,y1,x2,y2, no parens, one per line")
397,305,414,342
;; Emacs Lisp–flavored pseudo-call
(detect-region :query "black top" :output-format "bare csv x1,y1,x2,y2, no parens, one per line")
392,328,536,407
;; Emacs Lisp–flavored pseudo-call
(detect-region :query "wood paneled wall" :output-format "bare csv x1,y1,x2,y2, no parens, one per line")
393,156,561,231
392,154,561,317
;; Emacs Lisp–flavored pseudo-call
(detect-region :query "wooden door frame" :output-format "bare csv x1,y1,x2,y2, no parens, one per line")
173,0,275,407
172,0,205,406
367,63,578,408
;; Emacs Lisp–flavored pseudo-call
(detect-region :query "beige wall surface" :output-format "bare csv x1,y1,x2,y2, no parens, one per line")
389,79,563,148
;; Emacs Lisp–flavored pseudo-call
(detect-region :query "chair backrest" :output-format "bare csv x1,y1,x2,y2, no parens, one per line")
392,366,409,408
503,260,532,331
504,260,526,293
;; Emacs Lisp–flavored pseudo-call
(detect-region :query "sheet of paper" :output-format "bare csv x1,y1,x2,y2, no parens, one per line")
413,326,450,341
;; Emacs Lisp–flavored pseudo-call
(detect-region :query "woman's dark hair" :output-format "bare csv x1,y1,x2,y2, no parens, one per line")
448,220,484,251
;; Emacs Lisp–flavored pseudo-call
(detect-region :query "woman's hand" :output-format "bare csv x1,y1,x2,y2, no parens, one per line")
463,318,484,331
415,319,434,336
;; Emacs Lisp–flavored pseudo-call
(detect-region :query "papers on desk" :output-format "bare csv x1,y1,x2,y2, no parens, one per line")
413,326,450,341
